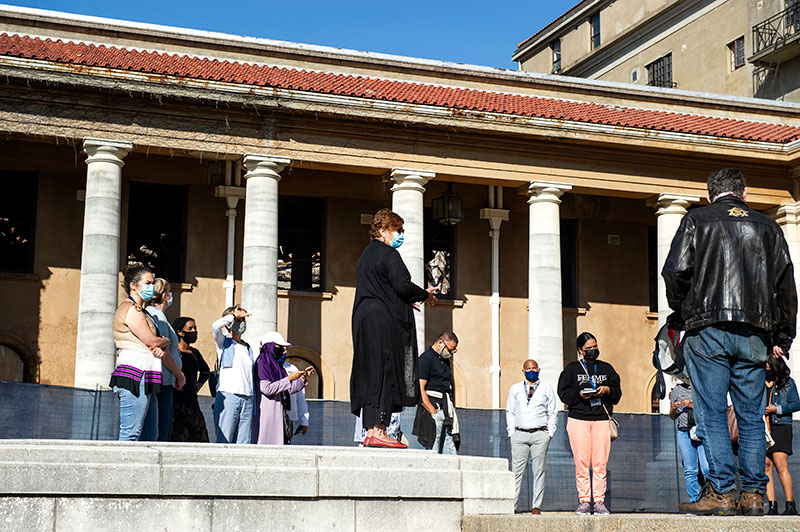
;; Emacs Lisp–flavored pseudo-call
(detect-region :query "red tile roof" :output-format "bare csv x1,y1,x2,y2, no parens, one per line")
2,33,800,144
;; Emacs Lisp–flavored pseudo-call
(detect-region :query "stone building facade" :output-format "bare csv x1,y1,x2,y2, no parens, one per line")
2,5,800,413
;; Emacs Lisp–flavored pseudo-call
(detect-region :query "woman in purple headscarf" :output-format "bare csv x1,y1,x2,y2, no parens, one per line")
251,331,314,445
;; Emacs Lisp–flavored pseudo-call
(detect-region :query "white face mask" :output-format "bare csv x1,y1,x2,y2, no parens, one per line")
439,344,453,359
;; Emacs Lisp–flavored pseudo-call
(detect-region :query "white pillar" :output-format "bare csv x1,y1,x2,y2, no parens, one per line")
774,202,800,399
390,167,435,354
74,138,133,389
214,184,246,308
480,189,509,410
655,192,699,413
527,181,572,397
241,154,291,346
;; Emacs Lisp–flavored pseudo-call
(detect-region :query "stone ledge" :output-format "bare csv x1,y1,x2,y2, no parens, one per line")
462,513,800,532
0,440,514,528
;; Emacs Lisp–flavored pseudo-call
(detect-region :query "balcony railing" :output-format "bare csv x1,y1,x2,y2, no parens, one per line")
753,4,800,56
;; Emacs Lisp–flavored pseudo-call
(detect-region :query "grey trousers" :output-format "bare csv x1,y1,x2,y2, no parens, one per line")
511,430,550,511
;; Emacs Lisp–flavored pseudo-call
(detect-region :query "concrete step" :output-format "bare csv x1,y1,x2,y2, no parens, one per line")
463,513,799,532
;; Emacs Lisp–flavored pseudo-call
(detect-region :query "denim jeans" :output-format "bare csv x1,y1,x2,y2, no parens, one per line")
213,391,253,444
115,377,158,441
676,429,710,502
432,408,457,455
156,385,174,442
683,323,768,494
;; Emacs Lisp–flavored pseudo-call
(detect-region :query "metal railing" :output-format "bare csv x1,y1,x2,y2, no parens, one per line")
753,4,800,56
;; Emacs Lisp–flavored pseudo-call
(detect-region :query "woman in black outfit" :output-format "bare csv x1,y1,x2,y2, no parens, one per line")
350,208,436,448
170,316,210,442
765,356,800,515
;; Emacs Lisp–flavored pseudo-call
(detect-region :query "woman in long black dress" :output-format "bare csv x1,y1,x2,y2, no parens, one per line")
170,316,210,442
351,208,436,448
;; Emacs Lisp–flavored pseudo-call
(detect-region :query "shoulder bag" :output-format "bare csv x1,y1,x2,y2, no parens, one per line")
580,359,619,441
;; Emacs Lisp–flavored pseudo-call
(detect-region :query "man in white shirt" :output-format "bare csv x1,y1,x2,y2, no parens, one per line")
506,359,557,514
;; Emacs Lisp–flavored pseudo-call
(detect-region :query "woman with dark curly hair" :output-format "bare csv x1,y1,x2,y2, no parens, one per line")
350,208,436,448
765,356,800,515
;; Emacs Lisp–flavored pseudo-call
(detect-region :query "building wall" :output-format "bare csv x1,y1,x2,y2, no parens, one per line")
0,138,671,412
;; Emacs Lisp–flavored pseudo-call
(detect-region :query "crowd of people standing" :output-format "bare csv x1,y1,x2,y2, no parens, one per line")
106,172,800,517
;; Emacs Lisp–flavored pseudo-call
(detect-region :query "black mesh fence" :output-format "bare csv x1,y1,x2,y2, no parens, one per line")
1,380,798,513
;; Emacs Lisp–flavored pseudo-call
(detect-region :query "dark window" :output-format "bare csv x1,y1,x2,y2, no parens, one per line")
126,183,188,282
590,14,601,50
560,219,578,308
425,207,456,299
646,53,674,88
790,0,800,28
729,36,745,70
648,225,657,313
278,196,324,291
0,171,37,273
650,381,661,413
551,39,562,73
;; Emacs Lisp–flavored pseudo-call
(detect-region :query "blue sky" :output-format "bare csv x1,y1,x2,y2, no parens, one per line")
6,1,579,69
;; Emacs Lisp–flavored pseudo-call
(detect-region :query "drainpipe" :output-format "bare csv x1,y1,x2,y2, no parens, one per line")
480,186,509,409
215,161,246,308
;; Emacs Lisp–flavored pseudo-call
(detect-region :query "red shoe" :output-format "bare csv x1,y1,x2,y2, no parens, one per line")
369,437,407,449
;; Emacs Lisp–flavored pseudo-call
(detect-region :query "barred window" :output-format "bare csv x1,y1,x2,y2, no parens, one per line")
278,196,324,291
646,53,673,88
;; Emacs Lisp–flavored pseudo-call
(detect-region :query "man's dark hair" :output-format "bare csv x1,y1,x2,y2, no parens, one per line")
438,331,459,345
707,169,746,201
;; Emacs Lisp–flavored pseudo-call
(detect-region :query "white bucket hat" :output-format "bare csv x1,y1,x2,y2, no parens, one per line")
260,331,292,348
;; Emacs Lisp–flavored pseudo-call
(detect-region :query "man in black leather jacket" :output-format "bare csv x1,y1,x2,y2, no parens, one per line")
663,168,797,517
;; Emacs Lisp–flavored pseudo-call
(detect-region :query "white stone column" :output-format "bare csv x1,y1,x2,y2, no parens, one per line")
74,138,133,389
774,203,800,400
214,185,246,308
480,186,509,410
241,154,291,346
390,168,435,354
655,192,699,413
527,181,572,397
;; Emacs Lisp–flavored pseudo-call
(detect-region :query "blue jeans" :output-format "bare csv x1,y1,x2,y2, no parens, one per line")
683,324,768,494
156,385,174,441
677,429,710,502
432,408,457,455
115,377,158,441
213,391,253,444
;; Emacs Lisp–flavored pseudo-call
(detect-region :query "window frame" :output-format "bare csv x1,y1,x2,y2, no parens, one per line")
728,36,745,71
0,170,38,274
424,206,457,300
551,39,562,73
589,14,601,50
646,53,674,88
277,195,326,292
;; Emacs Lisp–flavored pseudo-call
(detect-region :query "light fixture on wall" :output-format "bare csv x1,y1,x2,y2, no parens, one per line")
432,183,463,226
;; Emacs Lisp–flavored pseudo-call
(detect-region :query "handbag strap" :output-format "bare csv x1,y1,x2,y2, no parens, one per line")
580,359,613,422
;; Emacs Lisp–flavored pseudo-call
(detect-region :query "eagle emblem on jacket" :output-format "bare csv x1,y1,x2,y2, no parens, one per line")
728,207,748,217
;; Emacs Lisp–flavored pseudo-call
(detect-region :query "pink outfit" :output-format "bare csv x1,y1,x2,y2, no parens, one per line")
253,376,306,445
566,418,611,502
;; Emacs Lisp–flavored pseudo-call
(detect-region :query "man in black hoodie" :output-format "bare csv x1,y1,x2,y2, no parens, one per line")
663,168,797,517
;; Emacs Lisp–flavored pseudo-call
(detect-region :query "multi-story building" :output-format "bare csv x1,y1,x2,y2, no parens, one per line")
2,5,800,415
513,0,800,102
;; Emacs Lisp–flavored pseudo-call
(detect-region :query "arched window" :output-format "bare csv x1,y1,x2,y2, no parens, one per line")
286,356,321,398
0,345,25,382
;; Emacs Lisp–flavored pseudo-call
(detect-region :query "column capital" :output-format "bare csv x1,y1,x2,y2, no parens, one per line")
215,185,246,212
82,138,133,167
479,208,509,231
772,203,800,225
526,181,572,205
390,167,435,193
654,193,700,216
242,154,292,181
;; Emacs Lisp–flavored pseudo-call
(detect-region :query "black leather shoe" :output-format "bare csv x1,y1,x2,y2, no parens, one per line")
767,501,778,515
783,500,797,515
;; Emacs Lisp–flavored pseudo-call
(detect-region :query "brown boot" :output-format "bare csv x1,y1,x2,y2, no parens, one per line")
737,491,764,516
679,483,736,516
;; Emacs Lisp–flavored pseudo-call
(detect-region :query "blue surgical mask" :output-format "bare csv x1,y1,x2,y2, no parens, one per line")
525,370,539,382
390,231,404,249
138,284,155,301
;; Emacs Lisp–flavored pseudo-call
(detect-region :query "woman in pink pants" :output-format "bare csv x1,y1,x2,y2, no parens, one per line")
557,332,622,515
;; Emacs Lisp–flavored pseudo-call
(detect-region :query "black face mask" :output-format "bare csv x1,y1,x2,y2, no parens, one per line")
182,331,198,344
583,349,599,362
272,346,286,361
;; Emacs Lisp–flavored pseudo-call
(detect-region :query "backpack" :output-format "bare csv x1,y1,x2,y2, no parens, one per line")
652,312,688,399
